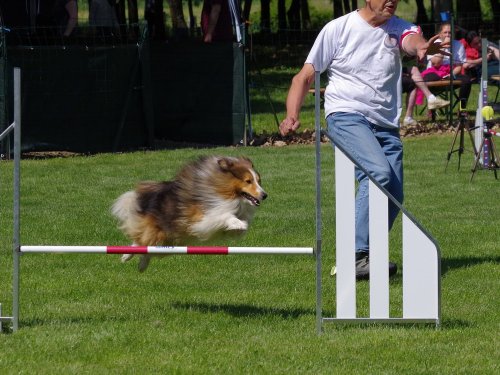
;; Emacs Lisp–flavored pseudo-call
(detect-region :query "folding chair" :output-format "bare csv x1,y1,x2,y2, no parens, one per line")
419,79,462,126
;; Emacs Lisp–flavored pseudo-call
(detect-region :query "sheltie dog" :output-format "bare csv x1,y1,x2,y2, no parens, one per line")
111,155,267,272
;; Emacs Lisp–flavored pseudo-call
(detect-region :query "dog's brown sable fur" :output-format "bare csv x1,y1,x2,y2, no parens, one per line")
112,155,267,271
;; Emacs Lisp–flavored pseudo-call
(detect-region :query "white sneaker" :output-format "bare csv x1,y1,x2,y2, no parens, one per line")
403,117,417,126
428,97,450,110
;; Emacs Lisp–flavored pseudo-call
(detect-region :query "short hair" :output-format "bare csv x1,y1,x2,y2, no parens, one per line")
465,30,479,45
438,22,451,32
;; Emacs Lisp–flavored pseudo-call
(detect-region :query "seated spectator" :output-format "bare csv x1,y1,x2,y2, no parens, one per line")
413,22,472,110
402,66,450,126
460,30,499,81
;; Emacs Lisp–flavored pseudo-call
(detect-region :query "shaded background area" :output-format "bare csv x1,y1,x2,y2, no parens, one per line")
0,27,245,153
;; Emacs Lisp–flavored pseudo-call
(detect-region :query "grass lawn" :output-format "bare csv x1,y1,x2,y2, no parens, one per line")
0,135,499,373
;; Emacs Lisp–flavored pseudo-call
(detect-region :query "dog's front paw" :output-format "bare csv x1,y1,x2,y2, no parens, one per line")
225,217,248,231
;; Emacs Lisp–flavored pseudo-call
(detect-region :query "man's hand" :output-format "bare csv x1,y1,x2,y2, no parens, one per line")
417,34,451,61
279,117,301,136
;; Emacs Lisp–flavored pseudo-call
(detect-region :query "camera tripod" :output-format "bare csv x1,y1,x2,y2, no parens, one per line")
445,104,477,171
470,123,500,181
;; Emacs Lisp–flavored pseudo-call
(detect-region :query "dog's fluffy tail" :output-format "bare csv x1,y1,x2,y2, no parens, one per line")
111,190,140,238
111,190,138,222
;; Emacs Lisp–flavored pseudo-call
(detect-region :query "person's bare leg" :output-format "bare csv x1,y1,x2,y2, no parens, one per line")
409,66,449,112
405,88,418,119
410,66,433,98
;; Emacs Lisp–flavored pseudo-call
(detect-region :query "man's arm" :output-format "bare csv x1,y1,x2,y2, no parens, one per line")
279,63,315,136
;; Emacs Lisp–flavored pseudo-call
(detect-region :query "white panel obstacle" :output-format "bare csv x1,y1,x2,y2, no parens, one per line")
314,71,441,330
369,180,390,319
323,145,441,325
334,148,356,319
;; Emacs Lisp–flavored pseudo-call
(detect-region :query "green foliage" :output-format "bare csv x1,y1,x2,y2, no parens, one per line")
0,133,498,372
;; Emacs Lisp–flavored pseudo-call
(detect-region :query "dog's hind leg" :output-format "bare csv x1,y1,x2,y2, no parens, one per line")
138,255,152,272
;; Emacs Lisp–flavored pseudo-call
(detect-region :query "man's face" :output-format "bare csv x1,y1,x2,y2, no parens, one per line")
366,0,400,19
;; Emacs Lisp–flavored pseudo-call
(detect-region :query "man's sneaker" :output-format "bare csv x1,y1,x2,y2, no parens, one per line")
427,97,450,110
355,252,397,280
403,117,417,126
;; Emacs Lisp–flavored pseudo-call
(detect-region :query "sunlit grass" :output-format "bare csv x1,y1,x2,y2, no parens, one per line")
0,136,498,373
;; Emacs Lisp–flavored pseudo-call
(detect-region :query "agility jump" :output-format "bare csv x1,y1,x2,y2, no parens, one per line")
1,68,441,333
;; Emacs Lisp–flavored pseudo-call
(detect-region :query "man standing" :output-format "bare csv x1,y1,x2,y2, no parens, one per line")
279,0,448,279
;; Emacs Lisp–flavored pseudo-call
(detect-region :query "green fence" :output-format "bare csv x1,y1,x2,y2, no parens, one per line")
0,27,246,153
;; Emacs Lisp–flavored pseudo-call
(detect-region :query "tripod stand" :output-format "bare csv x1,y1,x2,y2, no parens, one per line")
445,104,477,171
470,123,500,180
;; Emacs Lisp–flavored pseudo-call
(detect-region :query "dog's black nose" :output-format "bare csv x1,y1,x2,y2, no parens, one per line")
262,192,268,200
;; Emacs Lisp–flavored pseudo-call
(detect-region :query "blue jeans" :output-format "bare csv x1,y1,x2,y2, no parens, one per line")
326,112,404,254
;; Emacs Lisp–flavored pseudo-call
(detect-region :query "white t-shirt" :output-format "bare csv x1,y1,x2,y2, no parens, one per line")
306,11,419,128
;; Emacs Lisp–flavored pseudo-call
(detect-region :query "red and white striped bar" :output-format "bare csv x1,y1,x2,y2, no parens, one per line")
20,245,314,255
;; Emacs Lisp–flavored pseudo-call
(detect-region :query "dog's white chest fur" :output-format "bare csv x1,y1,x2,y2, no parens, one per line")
189,198,256,240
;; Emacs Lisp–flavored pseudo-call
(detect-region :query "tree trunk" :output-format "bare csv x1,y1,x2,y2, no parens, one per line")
243,0,253,22
490,0,500,35
342,0,350,14
277,0,287,30
116,0,127,36
456,0,481,33
261,0,271,32
167,0,188,38
333,0,344,19
287,0,301,30
127,0,139,24
414,0,433,38
301,0,311,29
187,0,196,32
151,0,166,40
415,0,428,24
127,0,139,37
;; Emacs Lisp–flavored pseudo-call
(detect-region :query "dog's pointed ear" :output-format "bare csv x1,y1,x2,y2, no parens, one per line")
241,156,253,168
217,157,234,171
